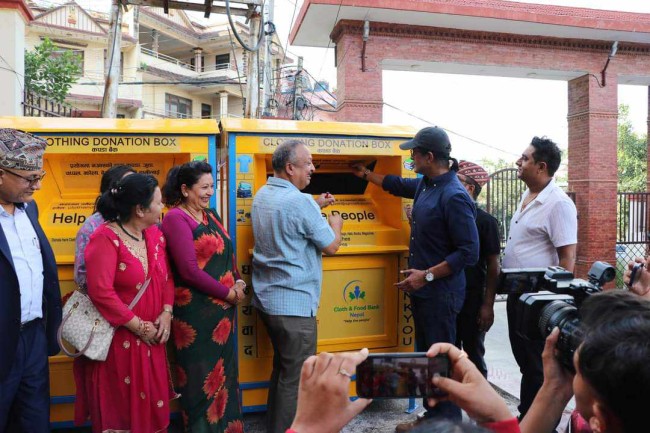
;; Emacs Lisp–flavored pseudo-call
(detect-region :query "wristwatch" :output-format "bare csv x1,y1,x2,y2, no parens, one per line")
424,269,435,282
363,169,371,180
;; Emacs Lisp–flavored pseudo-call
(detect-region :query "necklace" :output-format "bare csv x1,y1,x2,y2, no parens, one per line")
182,205,205,224
118,221,143,242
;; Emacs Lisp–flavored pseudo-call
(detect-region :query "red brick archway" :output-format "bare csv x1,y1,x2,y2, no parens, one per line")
292,0,650,276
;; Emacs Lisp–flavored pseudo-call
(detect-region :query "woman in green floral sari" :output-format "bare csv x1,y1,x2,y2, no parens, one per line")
162,161,246,433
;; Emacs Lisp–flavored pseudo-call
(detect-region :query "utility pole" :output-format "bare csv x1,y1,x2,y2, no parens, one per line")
244,12,261,118
292,56,303,120
101,0,123,118
261,0,275,117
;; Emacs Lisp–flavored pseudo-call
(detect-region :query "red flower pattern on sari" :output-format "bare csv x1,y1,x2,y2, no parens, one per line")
175,365,188,388
211,297,233,309
202,359,225,398
212,318,232,345
174,287,192,307
206,388,228,424
195,233,225,269
172,319,197,350
225,419,244,433
219,271,235,289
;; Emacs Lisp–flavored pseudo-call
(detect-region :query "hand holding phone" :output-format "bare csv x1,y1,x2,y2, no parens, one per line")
355,353,450,399
426,343,513,424
291,349,372,433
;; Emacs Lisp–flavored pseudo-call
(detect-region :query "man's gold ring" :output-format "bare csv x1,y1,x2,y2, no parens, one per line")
338,368,353,378
457,351,468,360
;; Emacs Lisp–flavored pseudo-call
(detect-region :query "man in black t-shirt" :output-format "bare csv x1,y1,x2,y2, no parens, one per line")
456,161,501,377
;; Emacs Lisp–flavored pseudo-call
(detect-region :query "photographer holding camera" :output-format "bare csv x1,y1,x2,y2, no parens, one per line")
502,137,577,421
624,257,650,299
520,290,650,433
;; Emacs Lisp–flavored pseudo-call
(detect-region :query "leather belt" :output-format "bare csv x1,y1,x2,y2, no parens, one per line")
20,318,42,331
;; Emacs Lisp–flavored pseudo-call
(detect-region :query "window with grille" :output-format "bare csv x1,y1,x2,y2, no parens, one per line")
165,93,193,118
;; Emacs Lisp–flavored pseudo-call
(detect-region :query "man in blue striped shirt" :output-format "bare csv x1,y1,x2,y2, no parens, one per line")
252,139,343,433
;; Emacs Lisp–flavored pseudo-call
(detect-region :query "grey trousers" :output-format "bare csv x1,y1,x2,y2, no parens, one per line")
258,311,317,433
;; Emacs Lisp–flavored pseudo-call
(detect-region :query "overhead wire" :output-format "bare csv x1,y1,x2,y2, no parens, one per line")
225,0,266,52
382,102,520,157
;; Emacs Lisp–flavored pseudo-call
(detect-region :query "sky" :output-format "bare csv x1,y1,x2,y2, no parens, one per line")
62,0,649,164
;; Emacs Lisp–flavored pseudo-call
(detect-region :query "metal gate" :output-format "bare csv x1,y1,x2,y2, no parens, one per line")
485,168,526,251
616,192,650,286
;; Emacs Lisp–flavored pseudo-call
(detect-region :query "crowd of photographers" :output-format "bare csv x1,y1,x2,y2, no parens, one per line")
286,284,650,433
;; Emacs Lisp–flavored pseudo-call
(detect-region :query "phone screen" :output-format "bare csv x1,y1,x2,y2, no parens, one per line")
355,353,449,399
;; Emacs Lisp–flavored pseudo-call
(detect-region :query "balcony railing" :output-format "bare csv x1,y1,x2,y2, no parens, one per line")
140,47,239,75
23,89,82,117
141,47,194,70
142,106,243,119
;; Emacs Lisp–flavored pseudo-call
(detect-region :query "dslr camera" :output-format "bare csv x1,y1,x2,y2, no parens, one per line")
498,261,615,370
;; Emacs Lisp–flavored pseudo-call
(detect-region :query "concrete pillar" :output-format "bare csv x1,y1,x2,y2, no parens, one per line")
0,1,32,116
647,87,650,193
193,47,203,72
332,23,383,123
219,91,229,119
567,74,618,277
151,29,159,55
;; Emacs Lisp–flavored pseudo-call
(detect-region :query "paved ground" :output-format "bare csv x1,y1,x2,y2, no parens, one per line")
238,300,575,433
60,300,575,432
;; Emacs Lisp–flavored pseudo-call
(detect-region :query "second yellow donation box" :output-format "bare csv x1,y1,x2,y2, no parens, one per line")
219,119,418,411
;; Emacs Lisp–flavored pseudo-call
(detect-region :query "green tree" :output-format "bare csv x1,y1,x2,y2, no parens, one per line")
618,104,647,192
25,38,82,103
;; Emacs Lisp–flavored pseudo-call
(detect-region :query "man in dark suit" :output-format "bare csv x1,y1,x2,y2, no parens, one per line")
0,129,62,432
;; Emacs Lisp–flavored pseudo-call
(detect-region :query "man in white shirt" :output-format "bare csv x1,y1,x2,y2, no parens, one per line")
502,136,577,422
0,129,62,432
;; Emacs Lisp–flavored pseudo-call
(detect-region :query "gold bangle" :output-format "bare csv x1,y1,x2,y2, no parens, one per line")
162,306,173,319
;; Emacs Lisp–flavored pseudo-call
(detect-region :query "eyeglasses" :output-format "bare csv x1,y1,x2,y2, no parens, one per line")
2,168,46,187
410,147,430,158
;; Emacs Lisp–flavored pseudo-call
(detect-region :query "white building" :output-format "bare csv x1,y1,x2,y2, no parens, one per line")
25,0,288,118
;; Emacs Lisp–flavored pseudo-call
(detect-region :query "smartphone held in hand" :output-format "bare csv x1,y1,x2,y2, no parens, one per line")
355,353,450,399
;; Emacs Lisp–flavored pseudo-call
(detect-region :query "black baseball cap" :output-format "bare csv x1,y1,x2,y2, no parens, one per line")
400,126,451,157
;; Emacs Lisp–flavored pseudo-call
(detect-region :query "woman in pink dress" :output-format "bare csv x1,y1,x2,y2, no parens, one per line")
74,173,176,433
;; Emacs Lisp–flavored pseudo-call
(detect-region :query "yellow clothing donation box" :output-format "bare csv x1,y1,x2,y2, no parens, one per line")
219,119,417,411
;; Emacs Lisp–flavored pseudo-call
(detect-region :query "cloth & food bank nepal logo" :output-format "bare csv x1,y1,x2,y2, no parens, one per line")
344,280,366,302
331,280,379,324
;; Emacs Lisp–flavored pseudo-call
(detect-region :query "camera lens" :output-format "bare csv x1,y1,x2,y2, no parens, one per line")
538,301,584,371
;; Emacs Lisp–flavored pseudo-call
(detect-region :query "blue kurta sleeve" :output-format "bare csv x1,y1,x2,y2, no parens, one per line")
382,175,420,199
443,193,479,272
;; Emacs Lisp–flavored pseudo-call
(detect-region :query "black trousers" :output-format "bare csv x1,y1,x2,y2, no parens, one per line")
506,295,546,417
455,290,487,378
0,319,50,433
258,311,317,433
412,290,464,421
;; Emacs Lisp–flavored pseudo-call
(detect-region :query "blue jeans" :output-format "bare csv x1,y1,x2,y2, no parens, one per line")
412,289,464,421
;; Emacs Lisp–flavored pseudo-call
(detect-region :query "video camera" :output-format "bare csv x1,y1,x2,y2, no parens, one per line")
498,261,615,370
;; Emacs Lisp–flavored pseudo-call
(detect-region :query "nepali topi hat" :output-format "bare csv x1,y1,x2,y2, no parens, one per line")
458,160,489,186
0,129,47,171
